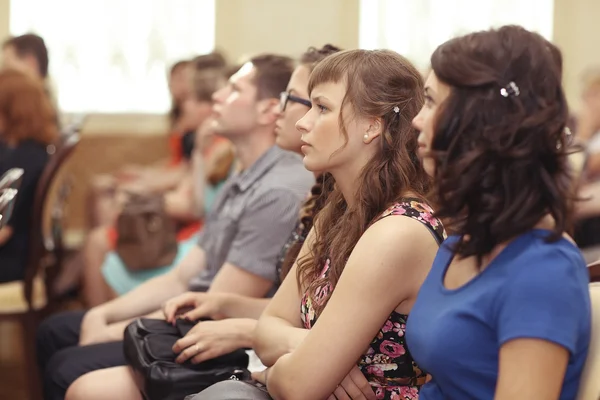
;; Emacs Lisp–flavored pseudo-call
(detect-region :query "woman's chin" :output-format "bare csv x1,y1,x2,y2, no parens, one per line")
302,156,320,173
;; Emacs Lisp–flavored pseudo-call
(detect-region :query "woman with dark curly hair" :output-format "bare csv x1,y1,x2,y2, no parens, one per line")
0,68,59,282
406,25,591,400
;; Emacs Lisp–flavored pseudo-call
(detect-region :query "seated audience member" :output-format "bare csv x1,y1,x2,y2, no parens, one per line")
405,25,591,400
2,33,51,84
80,64,234,307
37,53,314,400
0,69,59,283
572,68,600,248
62,44,341,400
88,53,226,228
196,49,445,400
577,67,600,174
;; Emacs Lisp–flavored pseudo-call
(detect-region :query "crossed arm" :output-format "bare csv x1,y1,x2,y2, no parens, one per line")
254,217,440,400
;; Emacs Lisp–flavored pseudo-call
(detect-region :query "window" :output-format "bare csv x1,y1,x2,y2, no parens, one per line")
359,0,554,72
10,0,215,113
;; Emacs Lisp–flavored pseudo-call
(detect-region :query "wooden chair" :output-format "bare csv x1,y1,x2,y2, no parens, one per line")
0,188,18,229
0,133,80,400
588,259,600,283
0,167,24,190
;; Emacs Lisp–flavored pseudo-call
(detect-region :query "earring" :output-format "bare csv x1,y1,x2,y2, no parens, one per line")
363,134,369,141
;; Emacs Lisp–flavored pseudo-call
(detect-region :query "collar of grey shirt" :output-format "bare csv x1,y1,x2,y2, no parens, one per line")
233,146,288,192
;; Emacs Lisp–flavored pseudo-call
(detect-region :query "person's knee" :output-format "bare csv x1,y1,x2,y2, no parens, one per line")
44,349,79,397
66,368,142,400
65,373,97,400
37,311,84,367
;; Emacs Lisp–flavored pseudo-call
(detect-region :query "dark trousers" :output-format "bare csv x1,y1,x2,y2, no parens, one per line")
36,310,127,400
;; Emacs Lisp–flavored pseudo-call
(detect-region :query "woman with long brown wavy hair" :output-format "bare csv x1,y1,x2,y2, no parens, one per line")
405,25,590,400
241,49,445,400
0,68,58,282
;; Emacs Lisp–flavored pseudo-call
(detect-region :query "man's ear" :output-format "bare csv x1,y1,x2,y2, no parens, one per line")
256,98,280,126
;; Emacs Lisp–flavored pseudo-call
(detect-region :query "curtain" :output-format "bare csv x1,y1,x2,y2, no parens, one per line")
10,0,215,113
359,0,554,72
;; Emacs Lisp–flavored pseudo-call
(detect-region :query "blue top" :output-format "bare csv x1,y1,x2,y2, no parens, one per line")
405,230,591,400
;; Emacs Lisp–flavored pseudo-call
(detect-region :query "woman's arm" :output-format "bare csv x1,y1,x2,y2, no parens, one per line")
120,162,189,195
265,217,439,400
494,339,568,400
254,229,317,367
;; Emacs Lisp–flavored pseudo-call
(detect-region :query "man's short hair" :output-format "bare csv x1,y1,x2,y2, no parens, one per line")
249,54,294,100
3,33,49,78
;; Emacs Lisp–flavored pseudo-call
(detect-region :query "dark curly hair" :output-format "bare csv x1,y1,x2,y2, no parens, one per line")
429,25,575,262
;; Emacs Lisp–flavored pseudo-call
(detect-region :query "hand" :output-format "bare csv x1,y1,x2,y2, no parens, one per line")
252,368,270,385
162,292,228,324
194,118,216,154
79,310,112,346
172,319,245,364
118,181,149,196
327,366,376,400
114,164,145,182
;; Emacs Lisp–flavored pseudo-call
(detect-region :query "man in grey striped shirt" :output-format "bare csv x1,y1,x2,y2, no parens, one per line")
38,54,314,400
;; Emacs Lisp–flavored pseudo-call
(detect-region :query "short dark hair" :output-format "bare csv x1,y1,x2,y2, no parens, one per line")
429,25,574,262
191,51,227,71
249,54,294,100
4,33,49,78
300,44,342,72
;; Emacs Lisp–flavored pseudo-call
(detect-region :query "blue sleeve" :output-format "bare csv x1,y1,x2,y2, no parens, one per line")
496,248,589,355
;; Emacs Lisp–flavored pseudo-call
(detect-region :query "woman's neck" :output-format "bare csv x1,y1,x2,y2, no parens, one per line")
331,168,361,208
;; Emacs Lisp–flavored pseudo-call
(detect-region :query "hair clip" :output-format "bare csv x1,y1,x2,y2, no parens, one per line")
557,127,573,150
500,81,520,97
393,106,400,113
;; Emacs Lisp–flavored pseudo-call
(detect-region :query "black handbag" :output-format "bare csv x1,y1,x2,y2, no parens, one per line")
123,318,250,400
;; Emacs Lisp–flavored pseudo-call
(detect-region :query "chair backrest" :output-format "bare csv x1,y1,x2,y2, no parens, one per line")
0,188,18,229
589,260,600,283
0,168,24,190
577,283,600,400
23,133,80,307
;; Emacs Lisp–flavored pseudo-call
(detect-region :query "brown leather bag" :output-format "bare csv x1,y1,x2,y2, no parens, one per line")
115,193,178,271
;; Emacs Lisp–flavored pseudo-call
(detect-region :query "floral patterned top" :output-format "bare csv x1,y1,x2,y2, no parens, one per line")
300,199,445,400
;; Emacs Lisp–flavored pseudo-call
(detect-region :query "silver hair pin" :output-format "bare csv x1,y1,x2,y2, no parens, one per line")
500,81,520,97
393,106,400,113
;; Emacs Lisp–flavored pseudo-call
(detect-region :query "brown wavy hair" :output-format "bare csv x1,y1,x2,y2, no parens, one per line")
278,45,342,280
0,69,58,144
429,25,574,262
296,50,428,315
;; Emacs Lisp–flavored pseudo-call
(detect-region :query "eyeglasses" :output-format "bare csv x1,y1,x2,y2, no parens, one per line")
280,91,312,112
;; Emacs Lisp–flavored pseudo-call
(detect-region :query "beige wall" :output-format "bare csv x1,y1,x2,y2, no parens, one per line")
0,0,8,64
215,0,359,62
553,0,600,111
